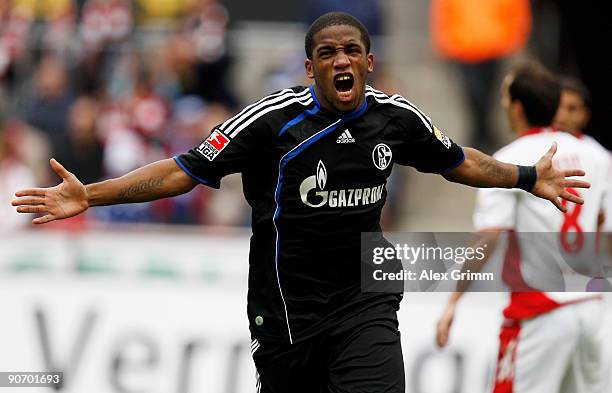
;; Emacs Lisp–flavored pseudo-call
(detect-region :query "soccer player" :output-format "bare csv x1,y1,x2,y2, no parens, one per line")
436,62,610,393
554,76,612,236
13,13,590,393
554,76,594,140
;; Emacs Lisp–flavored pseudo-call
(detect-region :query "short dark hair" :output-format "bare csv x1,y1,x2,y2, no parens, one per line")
560,75,591,109
305,12,371,60
508,61,561,127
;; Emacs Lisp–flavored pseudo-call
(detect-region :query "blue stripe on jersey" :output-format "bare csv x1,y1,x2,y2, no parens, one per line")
275,92,368,202
271,96,368,344
309,85,320,108
440,146,466,174
173,156,218,188
278,87,320,136
275,92,368,211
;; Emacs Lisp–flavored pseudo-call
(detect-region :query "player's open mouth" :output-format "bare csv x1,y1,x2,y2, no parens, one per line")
334,74,354,101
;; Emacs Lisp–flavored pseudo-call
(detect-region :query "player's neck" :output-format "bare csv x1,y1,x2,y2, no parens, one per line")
312,85,365,115
514,118,532,136
519,125,554,137
570,130,584,138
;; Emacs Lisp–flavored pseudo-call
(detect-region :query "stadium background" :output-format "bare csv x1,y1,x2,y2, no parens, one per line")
1,0,610,392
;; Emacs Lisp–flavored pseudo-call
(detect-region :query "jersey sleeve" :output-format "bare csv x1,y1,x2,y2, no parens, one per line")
391,96,465,174
174,105,270,189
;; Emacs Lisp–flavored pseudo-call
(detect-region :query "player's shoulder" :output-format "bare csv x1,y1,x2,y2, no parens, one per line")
495,130,609,166
563,133,610,166
287,85,312,96
365,85,419,112
494,129,577,161
492,132,548,163
365,85,432,125
584,142,612,173
582,134,610,157
216,86,314,137
257,85,313,106
250,86,313,109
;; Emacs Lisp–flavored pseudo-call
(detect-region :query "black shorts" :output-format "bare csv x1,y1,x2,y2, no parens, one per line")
251,302,404,393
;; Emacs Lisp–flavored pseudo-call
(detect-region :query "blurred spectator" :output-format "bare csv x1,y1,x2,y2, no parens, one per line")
263,50,309,94
124,61,169,142
97,104,146,177
14,0,77,58
166,95,207,155
19,54,74,154
0,88,7,125
184,0,229,63
133,0,190,26
0,121,37,231
1,0,263,228
157,95,208,224
75,0,132,95
12,0,73,19
105,52,136,99
39,1,76,58
80,0,131,55
0,0,33,90
94,105,155,223
92,60,169,224
167,0,236,107
2,86,52,186
55,96,105,184
2,119,52,186
430,0,532,151
156,32,236,106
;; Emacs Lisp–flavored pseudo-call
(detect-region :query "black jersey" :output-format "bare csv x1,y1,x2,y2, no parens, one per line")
175,85,465,344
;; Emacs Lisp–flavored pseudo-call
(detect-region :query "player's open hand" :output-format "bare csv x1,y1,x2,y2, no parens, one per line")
531,142,590,212
11,158,88,224
435,302,456,348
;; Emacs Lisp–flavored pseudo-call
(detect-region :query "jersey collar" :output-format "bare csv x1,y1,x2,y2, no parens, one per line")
521,126,555,137
309,85,368,121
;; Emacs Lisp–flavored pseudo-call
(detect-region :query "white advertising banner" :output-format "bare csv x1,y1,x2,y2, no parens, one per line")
1,229,610,393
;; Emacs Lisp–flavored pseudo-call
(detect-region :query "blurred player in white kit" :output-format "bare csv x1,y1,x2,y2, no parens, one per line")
553,75,612,243
436,62,611,393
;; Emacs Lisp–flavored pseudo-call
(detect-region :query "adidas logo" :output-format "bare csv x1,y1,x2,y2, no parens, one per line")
336,129,355,144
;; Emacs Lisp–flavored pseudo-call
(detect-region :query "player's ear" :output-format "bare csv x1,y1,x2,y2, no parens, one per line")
305,59,314,79
367,53,374,73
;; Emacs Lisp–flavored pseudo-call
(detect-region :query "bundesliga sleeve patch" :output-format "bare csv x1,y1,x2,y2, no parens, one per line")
434,126,452,149
197,129,230,161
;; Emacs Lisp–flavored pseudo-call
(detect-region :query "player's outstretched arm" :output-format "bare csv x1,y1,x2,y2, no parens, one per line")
443,143,590,212
12,158,197,224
